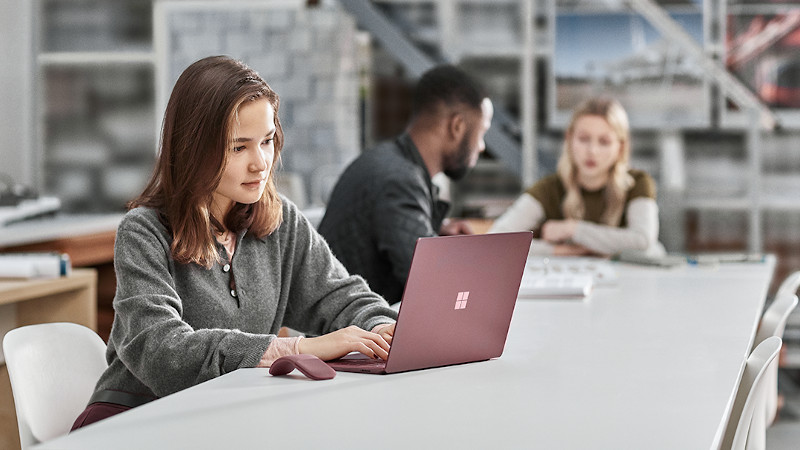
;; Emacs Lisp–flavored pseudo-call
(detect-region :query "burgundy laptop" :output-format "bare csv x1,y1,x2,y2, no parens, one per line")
326,231,533,374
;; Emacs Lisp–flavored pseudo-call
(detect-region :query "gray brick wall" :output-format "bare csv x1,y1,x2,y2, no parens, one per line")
162,2,362,207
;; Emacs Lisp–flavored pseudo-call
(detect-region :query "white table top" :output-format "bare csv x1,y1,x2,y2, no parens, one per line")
35,256,775,449
0,213,123,247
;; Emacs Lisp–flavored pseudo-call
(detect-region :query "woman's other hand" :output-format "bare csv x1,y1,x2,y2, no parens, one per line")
439,219,474,236
541,219,577,243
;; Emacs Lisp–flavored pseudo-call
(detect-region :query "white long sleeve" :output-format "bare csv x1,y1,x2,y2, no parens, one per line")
489,193,661,257
489,193,545,233
571,197,661,256
489,194,555,255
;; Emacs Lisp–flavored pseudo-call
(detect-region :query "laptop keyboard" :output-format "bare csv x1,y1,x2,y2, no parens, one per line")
328,357,387,367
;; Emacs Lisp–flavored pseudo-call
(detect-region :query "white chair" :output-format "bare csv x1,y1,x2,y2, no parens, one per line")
775,270,800,301
756,294,799,347
2,322,107,449
754,271,800,426
720,336,782,450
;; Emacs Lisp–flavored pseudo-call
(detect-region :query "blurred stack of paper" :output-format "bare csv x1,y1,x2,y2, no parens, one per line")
0,252,71,279
525,257,618,286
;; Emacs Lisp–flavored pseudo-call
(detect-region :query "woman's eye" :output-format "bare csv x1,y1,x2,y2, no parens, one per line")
262,138,273,146
233,145,246,152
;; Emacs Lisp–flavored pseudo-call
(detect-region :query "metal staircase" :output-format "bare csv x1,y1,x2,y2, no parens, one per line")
627,0,778,130
339,0,526,179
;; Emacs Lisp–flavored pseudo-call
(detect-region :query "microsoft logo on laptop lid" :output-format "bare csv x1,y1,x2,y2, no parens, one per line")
454,291,469,310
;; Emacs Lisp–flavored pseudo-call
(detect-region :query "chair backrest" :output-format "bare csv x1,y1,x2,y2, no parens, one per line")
754,292,798,427
720,336,782,450
2,322,108,449
755,293,799,346
775,270,800,301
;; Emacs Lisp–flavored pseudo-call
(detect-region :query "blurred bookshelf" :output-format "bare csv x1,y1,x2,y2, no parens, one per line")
32,0,157,214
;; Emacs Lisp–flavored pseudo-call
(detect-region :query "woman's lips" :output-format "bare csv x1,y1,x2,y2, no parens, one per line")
243,179,265,188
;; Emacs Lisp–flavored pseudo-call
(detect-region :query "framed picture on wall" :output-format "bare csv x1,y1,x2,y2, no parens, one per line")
723,5,800,128
549,2,708,129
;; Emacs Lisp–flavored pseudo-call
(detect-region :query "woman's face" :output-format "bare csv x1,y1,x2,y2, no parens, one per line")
211,98,275,219
568,114,622,188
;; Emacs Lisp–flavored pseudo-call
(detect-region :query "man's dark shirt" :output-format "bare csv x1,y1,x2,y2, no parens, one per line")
318,133,450,304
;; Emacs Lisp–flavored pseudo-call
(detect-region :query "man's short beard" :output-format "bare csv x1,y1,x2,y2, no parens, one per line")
443,134,472,181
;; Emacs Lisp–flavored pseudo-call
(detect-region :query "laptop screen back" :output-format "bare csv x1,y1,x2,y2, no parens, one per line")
383,231,532,373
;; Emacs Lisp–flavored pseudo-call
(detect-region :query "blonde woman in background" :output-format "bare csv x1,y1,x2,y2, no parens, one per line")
489,97,662,256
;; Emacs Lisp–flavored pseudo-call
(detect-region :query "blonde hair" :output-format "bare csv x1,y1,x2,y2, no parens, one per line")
556,97,633,226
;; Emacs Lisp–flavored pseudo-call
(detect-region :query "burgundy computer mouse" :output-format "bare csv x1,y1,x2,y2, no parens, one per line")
269,354,336,380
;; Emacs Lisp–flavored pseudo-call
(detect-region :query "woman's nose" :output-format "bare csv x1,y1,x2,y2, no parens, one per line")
250,151,268,172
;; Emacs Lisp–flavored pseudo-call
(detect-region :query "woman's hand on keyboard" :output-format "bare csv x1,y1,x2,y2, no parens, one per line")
298,325,391,361
371,323,395,345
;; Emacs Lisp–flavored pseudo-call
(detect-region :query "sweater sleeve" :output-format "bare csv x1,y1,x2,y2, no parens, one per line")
110,213,273,397
280,202,398,337
489,193,546,233
571,197,660,256
257,337,303,367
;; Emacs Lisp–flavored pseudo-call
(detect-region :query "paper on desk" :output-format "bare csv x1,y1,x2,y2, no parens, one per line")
0,252,71,279
526,257,618,286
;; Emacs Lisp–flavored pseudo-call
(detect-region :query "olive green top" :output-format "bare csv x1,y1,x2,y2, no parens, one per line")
525,169,655,227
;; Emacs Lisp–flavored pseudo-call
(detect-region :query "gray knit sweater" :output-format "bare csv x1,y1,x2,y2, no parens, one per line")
94,198,396,398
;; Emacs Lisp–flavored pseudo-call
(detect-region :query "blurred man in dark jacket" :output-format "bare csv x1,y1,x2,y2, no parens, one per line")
318,65,493,305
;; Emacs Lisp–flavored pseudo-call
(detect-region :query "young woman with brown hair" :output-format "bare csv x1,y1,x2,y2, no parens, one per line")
71,55,396,429
490,97,662,256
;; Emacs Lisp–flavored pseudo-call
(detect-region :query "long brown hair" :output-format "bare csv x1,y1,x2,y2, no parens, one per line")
130,55,284,267
556,97,633,226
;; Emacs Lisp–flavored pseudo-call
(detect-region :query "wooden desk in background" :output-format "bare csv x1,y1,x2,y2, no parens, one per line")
0,268,98,330
0,214,121,266
0,269,99,450
0,214,122,340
